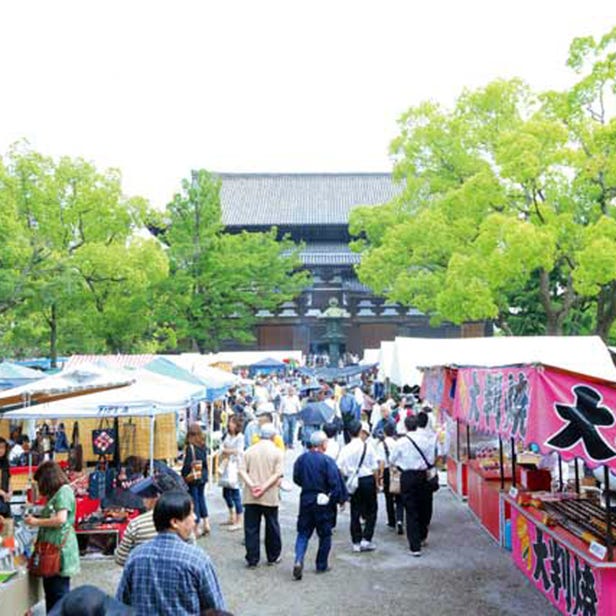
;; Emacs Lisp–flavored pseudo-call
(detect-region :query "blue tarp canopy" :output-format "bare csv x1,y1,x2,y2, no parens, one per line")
298,364,376,383
248,357,287,377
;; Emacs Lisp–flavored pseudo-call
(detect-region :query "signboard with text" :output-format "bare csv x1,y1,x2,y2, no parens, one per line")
511,506,616,616
452,366,616,472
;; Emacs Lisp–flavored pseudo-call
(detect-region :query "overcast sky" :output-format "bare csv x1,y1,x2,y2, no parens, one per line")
1,1,614,209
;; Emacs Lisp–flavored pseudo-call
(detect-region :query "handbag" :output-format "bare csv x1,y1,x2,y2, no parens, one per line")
218,458,239,489
382,439,401,495
345,442,367,495
28,532,69,577
407,436,439,493
185,445,203,484
92,420,117,456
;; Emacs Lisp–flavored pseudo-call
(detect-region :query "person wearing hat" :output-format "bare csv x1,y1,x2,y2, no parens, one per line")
337,420,379,553
114,475,167,566
291,430,348,580
238,423,284,568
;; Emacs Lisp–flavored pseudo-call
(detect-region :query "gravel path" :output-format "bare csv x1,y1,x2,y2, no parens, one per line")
74,451,558,616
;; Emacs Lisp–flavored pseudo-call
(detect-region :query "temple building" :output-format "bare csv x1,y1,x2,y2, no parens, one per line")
219,173,488,356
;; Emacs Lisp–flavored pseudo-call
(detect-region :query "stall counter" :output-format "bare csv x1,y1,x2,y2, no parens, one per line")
0,570,43,615
505,495,616,616
467,460,514,542
446,456,468,499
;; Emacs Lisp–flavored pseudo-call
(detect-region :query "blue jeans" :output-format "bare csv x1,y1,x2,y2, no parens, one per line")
282,414,298,447
223,487,243,514
189,483,208,522
294,503,334,571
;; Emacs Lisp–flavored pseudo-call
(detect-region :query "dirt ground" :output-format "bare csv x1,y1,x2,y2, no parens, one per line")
73,451,558,616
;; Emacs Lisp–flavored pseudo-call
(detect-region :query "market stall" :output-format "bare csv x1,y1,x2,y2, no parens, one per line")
449,358,616,615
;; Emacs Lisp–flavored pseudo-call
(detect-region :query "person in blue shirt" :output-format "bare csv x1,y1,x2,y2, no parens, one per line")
292,430,348,580
117,490,226,615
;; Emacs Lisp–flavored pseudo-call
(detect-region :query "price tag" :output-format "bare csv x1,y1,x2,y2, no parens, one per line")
509,487,519,499
589,541,608,561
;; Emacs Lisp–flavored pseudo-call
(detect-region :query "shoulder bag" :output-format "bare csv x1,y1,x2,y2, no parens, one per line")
345,442,367,495
185,445,203,484
383,440,401,495
28,531,70,577
407,436,439,493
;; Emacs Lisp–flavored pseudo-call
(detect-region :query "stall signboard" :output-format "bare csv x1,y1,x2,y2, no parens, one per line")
453,366,616,472
511,506,616,616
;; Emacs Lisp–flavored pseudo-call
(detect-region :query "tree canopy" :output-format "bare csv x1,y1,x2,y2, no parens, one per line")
156,170,310,352
350,26,616,340
0,150,308,360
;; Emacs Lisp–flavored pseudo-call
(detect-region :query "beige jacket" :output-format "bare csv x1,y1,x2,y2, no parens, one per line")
240,439,284,507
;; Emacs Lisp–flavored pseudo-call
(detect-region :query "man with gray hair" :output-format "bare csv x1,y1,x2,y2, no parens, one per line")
239,423,284,568
292,430,348,580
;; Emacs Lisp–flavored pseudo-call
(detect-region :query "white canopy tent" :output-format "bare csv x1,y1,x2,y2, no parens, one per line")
360,348,379,366
2,369,207,473
377,341,395,382
202,350,304,368
165,354,240,389
388,335,616,386
0,363,136,409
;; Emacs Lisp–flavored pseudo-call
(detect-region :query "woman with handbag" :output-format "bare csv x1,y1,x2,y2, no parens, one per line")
0,437,12,518
24,461,80,612
182,423,210,536
376,424,404,534
219,415,244,531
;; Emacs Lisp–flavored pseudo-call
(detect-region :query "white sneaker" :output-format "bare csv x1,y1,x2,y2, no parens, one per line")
360,540,376,552
410,550,422,557
352,543,362,553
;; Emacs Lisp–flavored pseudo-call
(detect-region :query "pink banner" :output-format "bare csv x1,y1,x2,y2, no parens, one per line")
511,506,616,615
453,366,616,471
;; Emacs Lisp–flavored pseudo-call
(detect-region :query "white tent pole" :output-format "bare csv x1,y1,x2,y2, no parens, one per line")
149,412,155,476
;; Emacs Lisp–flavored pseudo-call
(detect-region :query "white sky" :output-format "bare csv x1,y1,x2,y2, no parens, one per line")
1,1,615,209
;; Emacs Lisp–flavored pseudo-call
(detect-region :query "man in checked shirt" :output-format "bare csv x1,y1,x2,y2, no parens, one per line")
117,490,226,615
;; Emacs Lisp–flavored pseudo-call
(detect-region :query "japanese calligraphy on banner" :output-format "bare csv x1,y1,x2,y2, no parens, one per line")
453,366,616,471
511,507,616,615
421,367,456,413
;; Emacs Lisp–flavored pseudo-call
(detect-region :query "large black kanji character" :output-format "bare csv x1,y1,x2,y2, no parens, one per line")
547,385,616,462
578,562,598,616
532,528,551,592
512,373,529,438
549,539,564,602
483,372,494,426
493,373,503,430
504,373,516,430
469,371,481,423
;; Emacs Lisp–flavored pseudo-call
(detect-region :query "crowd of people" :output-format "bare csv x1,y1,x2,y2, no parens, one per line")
0,369,444,615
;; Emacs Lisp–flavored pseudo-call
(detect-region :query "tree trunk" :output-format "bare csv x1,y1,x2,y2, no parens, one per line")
50,303,58,369
538,269,575,337
595,282,616,342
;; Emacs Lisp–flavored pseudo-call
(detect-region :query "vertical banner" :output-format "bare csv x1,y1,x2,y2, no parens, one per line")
421,367,446,408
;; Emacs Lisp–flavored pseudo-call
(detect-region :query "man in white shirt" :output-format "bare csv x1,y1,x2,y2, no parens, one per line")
280,387,301,449
390,415,436,557
337,421,379,553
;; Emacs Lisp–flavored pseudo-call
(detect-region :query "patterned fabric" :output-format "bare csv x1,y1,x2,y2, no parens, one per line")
116,532,225,615
114,509,157,566
38,484,80,577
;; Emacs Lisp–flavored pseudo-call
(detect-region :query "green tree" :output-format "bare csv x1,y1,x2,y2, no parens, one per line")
159,170,310,351
351,26,616,340
0,143,169,362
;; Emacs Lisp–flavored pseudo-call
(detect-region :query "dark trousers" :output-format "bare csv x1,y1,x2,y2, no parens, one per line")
383,468,404,527
350,475,377,544
401,470,432,552
294,503,334,571
244,504,281,565
43,575,70,612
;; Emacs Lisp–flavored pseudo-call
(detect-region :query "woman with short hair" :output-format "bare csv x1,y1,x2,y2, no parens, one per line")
25,461,80,612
